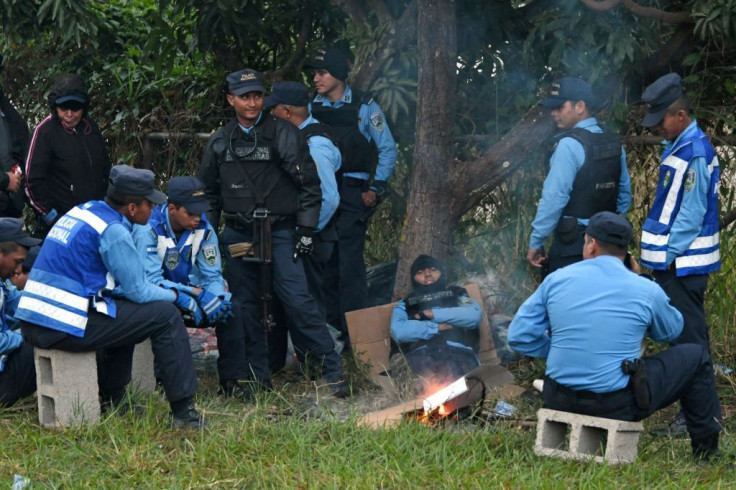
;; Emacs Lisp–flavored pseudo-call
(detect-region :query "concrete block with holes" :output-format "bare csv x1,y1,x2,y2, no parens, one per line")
34,348,100,428
130,339,156,394
535,408,644,464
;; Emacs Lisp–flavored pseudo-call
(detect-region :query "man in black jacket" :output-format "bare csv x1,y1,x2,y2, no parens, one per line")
0,54,30,218
198,68,348,398
24,73,111,236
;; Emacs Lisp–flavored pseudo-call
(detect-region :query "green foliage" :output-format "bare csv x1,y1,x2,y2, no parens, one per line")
693,0,736,48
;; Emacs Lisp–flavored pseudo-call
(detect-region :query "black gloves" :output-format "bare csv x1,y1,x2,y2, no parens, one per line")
293,227,315,262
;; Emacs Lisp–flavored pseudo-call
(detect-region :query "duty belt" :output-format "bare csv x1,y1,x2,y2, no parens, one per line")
544,375,629,400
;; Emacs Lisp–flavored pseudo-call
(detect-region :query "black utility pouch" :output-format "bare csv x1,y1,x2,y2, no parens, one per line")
554,216,578,244
622,359,650,411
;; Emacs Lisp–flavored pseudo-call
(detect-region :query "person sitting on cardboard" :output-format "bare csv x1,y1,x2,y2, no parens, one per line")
390,255,483,389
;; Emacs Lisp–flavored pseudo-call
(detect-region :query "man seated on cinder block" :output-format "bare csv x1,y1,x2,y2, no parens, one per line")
390,254,483,390
508,211,724,462
0,219,41,405
17,165,207,429
131,176,270,402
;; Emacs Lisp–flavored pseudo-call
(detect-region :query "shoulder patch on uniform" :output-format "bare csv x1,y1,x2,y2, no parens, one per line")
684,169,696,192
369,112,385,131
202,244,218,266
164,249,180,270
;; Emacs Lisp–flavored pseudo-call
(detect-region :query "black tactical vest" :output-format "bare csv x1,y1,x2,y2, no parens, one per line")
216,116,299,217
558,128,623,219
310,90,378,174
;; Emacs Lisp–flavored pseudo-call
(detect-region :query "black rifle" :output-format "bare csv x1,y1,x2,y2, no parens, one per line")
225,209,276,344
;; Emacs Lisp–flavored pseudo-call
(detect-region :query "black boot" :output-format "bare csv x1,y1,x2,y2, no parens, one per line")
651,410,688,438
218,379,272,403
321,352,352,398
692,433,720,461
170,397,206,429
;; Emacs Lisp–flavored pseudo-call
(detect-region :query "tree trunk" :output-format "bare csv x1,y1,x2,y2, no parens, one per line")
393,0,457,298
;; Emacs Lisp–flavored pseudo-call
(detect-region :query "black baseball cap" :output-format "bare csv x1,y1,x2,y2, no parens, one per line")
264,81,310,108
108,165,167,204
540,77,595,108
167,176,209,215
586,211,633,247
226,69,266,96
0,218,42,248
641,73,683,128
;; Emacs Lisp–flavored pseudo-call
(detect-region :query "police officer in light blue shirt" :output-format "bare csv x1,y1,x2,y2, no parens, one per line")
305,46,399,341
131,176,264,402
18,165,206,428
528,77,631,277
638,73,720,437
509,211,723,461
265,81,343,370
0,219,40,405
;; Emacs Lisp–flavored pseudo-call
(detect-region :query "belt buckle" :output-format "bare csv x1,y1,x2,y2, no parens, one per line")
252,208,269,219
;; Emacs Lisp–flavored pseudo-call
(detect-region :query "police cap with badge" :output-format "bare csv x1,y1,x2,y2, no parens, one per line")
108,164,167,204
226,68,266,96
640,73,683,128
540,77,595,109
167,176,210,216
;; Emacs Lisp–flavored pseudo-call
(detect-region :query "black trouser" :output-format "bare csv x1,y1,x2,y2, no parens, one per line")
212,297,260,382
269,226,337,372
0,342,36,406
324,181,374,336
543,224,586,279
543,344,722,442
221,226,344,383
21,300,197,404
652,269,710,352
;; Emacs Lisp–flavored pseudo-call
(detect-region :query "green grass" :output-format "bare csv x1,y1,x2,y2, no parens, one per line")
1,368,735,488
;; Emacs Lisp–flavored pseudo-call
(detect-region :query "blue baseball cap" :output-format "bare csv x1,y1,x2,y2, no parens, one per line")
226,69,266,96
586,211,632,247
108,165,167,204
641,73,683,127
264,81,310,108
0,218,42,248
540,77,595,108
167,176,209,215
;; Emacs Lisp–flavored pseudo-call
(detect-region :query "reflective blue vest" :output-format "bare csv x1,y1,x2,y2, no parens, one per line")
640,124,720,276
15,201,123,337
148,204,208,285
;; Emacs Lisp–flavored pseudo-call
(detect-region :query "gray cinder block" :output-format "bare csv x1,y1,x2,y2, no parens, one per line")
535,408,643,464
131,339,156,394
34,348,100,428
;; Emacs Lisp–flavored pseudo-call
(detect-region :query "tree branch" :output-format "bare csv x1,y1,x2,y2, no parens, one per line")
266,9,313,82
456,105,555,215
578,0,692,24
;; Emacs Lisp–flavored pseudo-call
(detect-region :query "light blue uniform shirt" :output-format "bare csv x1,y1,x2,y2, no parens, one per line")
659,120,712,265
104,221,177,304
0,282,22,355
131,211,227,297
300,114,341,231
390,297,482,344
508,255,683,393
312,86,398,185
529,118,632,250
